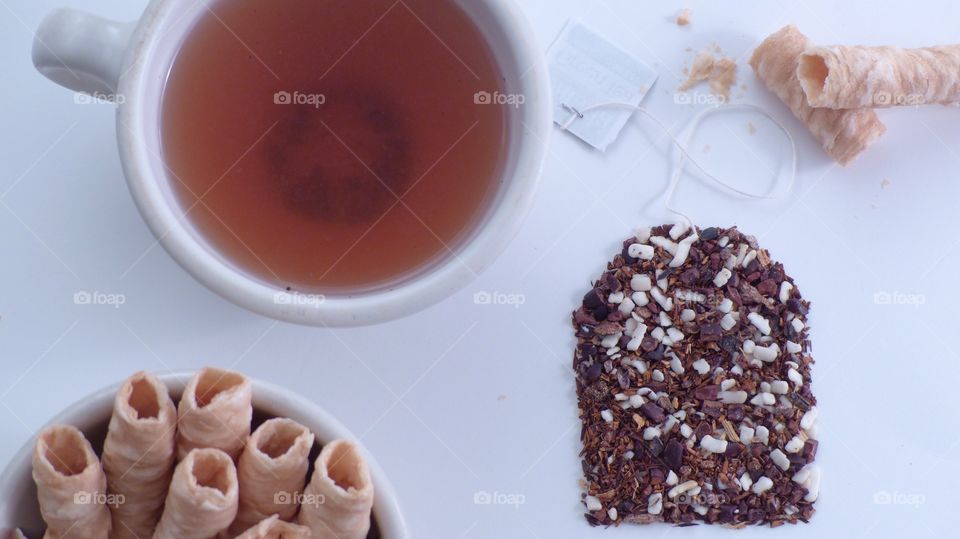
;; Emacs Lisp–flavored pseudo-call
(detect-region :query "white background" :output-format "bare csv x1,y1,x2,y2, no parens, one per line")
1,1,958,538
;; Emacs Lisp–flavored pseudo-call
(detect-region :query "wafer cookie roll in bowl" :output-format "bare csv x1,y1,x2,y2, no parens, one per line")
799,45,960,108
229,419,314,535
176,367,252,460
749,25,886,165
101,372,176,539
152,448,238,539
296,440,374,539
235,515,311,539
31,425,111,539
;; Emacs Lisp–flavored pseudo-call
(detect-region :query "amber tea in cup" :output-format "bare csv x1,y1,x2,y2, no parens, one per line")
161,0,508,293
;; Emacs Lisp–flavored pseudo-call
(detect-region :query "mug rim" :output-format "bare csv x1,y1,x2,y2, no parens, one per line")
115,0,552,327
0,371,408,538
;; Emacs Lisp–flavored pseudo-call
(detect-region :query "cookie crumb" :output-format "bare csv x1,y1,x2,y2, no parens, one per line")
676,8,692,26
679,51,737,102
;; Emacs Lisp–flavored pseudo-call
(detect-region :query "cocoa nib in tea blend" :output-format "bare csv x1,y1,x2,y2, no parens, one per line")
572,224,819,527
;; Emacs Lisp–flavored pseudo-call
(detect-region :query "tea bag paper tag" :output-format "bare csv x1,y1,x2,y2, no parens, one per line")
548,22,658,151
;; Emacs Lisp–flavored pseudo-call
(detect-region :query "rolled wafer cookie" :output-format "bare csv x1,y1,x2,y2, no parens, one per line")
749,25,886,165
296,440,374,539
799,45,960,109
229,418,315,535
176,367,252,460
102,372,176,539
152,448,239,539
235,515,311,539
31,425,111,539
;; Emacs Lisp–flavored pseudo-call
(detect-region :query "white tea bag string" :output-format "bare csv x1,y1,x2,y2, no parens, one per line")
559,102,798,228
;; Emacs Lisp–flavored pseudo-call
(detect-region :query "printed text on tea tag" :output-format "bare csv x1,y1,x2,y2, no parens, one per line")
548,22,659,151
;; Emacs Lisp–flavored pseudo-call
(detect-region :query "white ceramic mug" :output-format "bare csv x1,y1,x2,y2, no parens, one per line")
32,0,551,327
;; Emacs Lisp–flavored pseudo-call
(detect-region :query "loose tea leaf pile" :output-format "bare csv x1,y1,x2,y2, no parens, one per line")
572,224,819,527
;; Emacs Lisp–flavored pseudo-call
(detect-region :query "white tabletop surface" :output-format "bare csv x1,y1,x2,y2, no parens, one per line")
1,1,957,537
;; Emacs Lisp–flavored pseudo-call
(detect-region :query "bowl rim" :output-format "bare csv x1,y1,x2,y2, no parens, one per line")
0,370,408,538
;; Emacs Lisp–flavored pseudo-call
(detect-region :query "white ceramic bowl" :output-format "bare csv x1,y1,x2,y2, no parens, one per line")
0,372,407,538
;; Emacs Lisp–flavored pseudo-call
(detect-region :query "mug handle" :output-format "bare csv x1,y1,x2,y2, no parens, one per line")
32,8,136,95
